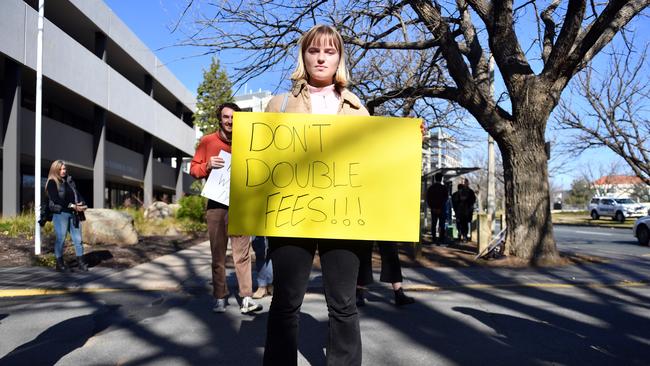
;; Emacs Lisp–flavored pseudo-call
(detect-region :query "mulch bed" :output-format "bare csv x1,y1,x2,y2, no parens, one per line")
1,234,604,270
0,233,208,269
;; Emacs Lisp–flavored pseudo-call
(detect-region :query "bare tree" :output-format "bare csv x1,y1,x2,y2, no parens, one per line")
557,41,650,186
178,0,649,262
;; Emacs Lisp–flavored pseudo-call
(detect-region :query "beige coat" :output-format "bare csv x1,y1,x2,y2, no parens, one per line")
265,80,369,116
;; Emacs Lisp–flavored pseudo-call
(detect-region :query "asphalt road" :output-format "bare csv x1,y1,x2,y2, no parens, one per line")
1,224,649,366
554,224,650,259
1,285,650,366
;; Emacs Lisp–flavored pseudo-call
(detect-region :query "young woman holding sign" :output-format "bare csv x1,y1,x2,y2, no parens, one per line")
262,25,370,366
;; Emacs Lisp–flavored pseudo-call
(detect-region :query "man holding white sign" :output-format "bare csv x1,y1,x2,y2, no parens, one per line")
190,102,261,315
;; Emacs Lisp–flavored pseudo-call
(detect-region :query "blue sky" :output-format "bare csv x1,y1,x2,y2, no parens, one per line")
103,0,646,190
103,0,279,95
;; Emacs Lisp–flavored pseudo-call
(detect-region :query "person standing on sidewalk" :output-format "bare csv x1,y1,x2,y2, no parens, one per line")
46,160,88,272
252,236,273,299
426,173,448,244
190,102,262,315
457,178,477,242
356,241,415,307
262,25,371,366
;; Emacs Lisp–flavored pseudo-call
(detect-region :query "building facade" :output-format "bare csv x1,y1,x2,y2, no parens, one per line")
422,127,462,176
1,0,197,215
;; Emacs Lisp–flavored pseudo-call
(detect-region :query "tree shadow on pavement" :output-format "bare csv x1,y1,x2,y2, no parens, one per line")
0,304,121,366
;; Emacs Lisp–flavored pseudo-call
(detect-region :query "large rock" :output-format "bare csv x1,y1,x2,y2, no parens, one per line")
82,209,139,246
144,201,171,220
168,203,181,217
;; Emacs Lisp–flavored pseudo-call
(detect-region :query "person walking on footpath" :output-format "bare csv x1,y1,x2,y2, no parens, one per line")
426,173,448,245
356,241,415,307
190,102,262,315
46,160,88,272
252,236,273,299
262,25,373,366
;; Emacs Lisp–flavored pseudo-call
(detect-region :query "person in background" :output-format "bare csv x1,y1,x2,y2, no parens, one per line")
46,160,88,272
426,173,448,245
252,236,273,299
457,178,477,242
356,241,415,307
190,102,262,315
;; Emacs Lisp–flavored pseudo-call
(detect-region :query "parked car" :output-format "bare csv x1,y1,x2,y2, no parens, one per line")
633,215,650,246
588,197,648,222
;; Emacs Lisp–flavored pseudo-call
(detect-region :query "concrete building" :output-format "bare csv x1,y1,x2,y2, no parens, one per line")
234,90,273,112
0,0,197,216
422,127,462,176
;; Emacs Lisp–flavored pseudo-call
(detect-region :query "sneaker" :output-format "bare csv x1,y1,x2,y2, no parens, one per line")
212,298,226,313
241,296,263,314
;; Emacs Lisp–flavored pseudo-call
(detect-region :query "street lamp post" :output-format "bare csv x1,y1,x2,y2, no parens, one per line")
34,0,45,255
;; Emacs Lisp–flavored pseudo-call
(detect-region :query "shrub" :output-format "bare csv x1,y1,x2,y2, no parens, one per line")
0,212,36,237
176,195,207,222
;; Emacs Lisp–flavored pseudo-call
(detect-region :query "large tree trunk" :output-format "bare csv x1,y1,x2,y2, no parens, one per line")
498,81,560,263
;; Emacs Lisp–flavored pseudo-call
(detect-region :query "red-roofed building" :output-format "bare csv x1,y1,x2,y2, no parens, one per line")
593,175,647,197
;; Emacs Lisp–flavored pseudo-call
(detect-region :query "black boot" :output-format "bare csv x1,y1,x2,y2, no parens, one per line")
77,256,88,272
356,288,366,307
55,257,69,272
394,288,415,306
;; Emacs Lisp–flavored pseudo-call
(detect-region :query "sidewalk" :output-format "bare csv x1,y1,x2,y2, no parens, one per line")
1,240,649,297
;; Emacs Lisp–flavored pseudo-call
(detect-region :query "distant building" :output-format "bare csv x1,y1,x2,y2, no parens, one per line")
1,0,197,215
422,128,462,176
592,175,648,197
234,90,274,112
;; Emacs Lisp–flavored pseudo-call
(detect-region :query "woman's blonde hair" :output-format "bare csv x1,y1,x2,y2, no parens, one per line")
290,25,348,88
47,160,66,188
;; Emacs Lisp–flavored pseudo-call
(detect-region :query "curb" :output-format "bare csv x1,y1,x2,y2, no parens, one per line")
3,280,647,299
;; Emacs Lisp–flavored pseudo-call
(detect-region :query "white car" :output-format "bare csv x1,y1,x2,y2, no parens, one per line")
588,197,648,222
633,215,650,246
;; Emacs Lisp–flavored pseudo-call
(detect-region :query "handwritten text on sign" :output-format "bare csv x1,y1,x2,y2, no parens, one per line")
228,112,422,241
200,151,231,206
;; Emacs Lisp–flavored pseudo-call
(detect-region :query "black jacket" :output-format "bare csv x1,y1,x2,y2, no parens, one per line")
46,176,84,213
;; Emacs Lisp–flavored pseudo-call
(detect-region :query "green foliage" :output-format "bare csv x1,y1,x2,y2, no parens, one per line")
564,178,595,206
176,195,207,222
194,57,235,135
33,253,56,268
0,212,36,237
179,219,208,235
190,179,205,194
118,208,146,233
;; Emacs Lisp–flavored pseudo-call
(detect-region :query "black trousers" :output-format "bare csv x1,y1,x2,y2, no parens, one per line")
263,237,366,366
357,241,404,286
431,210,446,242
457,213,472,239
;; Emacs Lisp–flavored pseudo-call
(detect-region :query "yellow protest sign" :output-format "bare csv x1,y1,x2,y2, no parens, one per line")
228,112,422,242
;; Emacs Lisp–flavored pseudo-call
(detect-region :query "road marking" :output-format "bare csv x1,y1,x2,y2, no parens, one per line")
2,281,648,298
0,287,178,298
574,230,616,236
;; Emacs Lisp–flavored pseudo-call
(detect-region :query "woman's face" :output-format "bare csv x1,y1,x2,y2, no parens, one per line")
59,164,67,178
304,37,340,87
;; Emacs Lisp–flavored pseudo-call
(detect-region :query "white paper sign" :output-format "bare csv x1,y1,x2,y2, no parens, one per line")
200,151,231,206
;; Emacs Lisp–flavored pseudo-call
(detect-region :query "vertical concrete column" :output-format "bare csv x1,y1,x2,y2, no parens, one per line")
93,106,106,208
2,59,22,216
175,102,185,123
94,32,107,61
144,74,154,98
143,133,153,207
175,150,184,202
